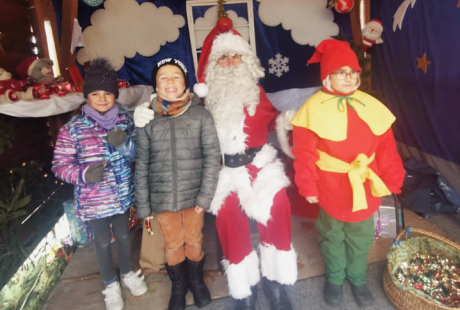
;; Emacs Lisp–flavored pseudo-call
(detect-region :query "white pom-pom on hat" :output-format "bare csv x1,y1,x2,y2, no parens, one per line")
193,83,208,98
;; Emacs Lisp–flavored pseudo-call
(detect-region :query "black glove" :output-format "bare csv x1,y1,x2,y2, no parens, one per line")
84,163,105,184
107,128,127,146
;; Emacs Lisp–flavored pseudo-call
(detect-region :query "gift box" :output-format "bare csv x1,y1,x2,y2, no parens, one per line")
65,65,84,92
63,200,93,247
374,196,398,238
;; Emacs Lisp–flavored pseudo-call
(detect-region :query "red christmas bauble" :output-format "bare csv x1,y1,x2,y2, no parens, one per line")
216,16,233,32
334,0,354,14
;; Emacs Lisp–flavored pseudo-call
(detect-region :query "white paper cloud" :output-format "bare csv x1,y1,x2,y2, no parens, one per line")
194,6,249,49
77,0,185,70
257,0,338,46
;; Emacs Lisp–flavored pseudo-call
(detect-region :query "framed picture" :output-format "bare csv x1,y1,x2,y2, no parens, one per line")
186,0,256,77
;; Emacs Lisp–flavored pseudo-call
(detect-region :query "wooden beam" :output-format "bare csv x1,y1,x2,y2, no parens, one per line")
60,0,78,72
43,0,62,73
29,0,50,59
363,0,370,24
349,1,362,49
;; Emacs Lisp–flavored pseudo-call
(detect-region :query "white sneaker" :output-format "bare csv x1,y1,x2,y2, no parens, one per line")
102,281,124,310
121,270,148,296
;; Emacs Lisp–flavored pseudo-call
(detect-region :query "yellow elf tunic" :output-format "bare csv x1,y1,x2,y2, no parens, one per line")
291,90,404,222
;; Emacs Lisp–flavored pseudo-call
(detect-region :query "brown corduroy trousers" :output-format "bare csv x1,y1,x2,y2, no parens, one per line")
157,207,205,266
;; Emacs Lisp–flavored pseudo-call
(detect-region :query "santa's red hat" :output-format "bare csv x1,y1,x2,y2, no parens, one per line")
194,19,253,97
307,39,361,81
367,19,383,31
15,56,40,79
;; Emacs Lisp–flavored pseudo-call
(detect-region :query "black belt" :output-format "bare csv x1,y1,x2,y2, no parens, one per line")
221,147,262,168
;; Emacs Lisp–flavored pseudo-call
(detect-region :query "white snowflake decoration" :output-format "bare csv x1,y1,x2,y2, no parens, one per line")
268,53,289,78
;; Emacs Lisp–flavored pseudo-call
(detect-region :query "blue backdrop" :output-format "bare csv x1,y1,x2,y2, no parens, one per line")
72,0,352,95
371,0,460,165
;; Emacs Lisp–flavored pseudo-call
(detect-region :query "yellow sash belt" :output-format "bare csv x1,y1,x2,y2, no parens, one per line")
315,151,391,212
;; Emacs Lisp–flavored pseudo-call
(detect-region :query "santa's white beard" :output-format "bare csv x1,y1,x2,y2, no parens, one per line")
205,63,260,154
362,28,381,41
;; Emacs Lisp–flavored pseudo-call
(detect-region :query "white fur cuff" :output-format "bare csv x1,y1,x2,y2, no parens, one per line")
260,243,298,285
222,251,260,299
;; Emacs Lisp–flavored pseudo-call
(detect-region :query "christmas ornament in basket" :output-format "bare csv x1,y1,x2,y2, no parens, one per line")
383,227,460,309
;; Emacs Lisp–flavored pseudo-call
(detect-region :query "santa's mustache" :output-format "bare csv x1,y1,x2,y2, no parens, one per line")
363,29,381,41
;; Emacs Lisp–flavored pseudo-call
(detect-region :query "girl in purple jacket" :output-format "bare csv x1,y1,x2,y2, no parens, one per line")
52,58,147,310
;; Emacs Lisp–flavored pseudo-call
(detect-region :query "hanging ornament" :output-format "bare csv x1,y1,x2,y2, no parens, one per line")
216,0,233,32
332,0,355,14
83,0,104,7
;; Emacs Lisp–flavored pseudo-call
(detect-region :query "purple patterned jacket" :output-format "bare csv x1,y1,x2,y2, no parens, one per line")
52,110,135,221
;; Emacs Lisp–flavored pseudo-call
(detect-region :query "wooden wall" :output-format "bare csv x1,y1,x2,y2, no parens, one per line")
0,0,36,74
0,0,63,169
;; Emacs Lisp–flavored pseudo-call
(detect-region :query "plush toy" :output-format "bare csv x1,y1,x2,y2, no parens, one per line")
0,68,33,103
362,19,384,52
15,56,55,84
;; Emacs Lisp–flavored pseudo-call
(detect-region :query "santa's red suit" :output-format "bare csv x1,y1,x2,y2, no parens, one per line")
197,28,297,303
209,86,296,298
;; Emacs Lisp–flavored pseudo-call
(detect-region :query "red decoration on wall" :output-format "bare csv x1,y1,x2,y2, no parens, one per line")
335,0,354,14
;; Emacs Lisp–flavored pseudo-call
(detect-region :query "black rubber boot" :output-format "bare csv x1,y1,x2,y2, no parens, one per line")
165,261,189,310
262,277,293,310
350,283,375,307
324,281,343,308
234,285,258,310
186,257,211,308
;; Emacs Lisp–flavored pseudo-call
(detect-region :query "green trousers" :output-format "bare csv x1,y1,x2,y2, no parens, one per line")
315,208,374,285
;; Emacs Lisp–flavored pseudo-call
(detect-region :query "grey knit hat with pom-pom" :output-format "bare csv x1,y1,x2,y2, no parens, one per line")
83,58,119,98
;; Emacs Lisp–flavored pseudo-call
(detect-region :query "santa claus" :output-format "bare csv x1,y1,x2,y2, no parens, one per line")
197,28,297,310
362,19,384,52
134,23,297,310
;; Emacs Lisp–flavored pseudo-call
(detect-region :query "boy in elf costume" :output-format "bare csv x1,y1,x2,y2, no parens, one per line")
291,39,405,308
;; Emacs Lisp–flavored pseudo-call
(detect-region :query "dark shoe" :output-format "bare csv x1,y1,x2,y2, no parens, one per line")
186,257,211,308
234,285,258,310
350,283,375,307
324,281,343,308
262,277,293,310
165,261,189,310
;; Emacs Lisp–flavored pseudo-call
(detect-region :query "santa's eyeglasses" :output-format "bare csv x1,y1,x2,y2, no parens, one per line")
217,54,242,63
331,70,360,80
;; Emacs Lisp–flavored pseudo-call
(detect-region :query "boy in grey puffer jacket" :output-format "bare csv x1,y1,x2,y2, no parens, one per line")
135,58,220,310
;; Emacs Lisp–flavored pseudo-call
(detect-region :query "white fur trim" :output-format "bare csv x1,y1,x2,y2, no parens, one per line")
221,251,260,299
209,166,238,215
27,59,40,77
193,83,208,98
275,111,296,159
210,145,291,225
211,32,252,56
251,144,278,168
260,243,298,285
240,159,290,225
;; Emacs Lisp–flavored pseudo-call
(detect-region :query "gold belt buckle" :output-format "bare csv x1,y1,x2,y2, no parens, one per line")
222,154,226,167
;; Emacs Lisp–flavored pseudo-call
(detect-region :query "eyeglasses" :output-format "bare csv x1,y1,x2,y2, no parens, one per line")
331,70,360,80
217,54,242,63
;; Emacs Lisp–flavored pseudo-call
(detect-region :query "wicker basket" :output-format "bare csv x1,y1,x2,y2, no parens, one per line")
383,228,460,310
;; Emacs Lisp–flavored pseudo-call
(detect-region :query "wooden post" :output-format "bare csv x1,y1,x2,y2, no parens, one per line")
349,0,363,50
29,0,50,59
60,0,78,72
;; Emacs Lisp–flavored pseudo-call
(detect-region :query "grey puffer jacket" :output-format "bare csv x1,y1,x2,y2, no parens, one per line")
135,95,220,218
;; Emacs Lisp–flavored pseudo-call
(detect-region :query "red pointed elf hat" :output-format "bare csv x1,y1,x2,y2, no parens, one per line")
307,39,361,81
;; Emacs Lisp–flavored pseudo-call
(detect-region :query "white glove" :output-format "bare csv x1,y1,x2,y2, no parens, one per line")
133,102,154,128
